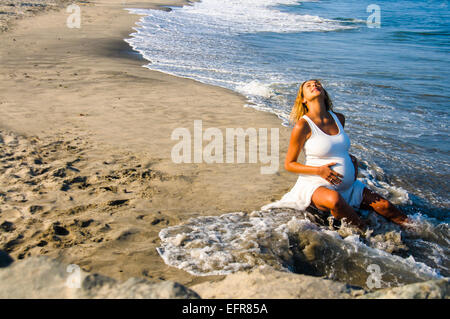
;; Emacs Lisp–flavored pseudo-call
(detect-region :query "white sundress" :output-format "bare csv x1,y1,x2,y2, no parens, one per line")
262,110,366,212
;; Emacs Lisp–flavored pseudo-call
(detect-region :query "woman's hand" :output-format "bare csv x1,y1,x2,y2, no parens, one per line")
318,162,344,186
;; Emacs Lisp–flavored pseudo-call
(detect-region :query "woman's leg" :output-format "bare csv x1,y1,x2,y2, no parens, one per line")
359,187,409,226
311,186,366,229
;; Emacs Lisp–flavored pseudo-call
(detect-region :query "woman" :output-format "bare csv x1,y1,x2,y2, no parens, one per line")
262,79,409,229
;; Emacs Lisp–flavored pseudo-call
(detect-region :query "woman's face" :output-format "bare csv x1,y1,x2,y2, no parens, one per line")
302,80,323,103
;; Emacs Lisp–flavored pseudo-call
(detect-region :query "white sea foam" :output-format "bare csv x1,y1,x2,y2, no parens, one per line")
173,0,357,34
157,208,443,287
358,160,411,205
124,0,361,102
236,80,275,98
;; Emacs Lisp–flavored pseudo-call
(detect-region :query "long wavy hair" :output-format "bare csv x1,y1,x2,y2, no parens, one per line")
289,79,334,125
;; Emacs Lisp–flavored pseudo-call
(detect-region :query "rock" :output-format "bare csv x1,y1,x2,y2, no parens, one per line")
83,277,200,299
0,256,200,299
1,255,445,299
191,266,449,299
358,278,450,299
190,266,364,299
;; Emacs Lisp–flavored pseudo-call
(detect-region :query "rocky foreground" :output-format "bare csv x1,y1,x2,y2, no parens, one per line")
0,252,448,299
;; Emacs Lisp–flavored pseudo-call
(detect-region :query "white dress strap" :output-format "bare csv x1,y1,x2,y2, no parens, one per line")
301,114,318,135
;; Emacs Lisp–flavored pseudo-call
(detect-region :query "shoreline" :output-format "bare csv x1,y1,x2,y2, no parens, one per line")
0,0,296,288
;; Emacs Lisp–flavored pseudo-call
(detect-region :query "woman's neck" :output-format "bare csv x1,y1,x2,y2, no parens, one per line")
306,99,328,119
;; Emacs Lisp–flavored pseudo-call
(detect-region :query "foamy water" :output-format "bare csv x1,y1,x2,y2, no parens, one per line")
157,208,446,288
124,0,363,118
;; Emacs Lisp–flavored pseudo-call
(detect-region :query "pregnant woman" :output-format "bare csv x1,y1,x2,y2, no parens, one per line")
262,79,409,229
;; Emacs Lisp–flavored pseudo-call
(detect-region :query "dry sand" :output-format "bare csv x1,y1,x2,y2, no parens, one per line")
0,0,296,287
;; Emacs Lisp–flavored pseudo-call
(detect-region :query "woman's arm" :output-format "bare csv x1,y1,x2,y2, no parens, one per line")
284,119,344,184
284,119,318,174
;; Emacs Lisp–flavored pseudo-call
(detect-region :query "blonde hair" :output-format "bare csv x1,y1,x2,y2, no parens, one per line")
289,79,334,125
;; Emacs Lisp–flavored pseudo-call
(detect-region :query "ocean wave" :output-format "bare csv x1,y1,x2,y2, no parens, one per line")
125,0,360,37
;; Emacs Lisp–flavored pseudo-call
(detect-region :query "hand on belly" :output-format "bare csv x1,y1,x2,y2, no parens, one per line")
328,158,355,191
307,156,356,191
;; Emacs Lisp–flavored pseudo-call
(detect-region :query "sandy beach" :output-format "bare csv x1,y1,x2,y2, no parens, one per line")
0,0,296,288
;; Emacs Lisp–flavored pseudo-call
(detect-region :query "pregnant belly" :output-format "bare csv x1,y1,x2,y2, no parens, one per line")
306,155,355,191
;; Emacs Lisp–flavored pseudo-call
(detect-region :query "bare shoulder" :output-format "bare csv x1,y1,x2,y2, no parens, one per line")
333,111,345,128
292,117,311,139
294,117,311,133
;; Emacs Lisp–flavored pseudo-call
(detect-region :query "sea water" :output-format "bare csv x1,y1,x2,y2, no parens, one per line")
125,0,449,288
